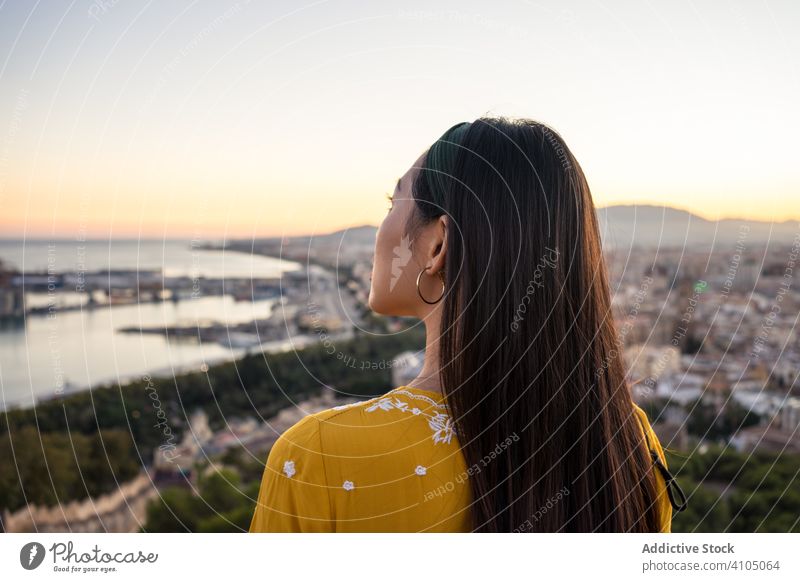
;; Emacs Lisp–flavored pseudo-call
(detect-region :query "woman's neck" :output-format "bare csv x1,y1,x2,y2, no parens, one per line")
407,311,443,394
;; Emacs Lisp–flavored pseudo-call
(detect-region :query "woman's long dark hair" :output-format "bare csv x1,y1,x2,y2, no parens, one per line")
409,117,661,532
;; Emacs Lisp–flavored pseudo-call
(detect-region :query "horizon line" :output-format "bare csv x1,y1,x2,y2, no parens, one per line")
2,203,799,241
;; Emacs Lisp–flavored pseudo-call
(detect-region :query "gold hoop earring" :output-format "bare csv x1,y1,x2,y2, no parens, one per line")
416,266,446,305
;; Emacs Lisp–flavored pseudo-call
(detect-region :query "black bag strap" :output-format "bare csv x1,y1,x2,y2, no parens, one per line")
636,414,688,513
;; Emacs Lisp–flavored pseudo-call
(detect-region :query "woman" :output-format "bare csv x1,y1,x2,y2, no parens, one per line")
250,117,685,533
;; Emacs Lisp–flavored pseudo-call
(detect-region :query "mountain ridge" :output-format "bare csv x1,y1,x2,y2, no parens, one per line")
277,205,797,249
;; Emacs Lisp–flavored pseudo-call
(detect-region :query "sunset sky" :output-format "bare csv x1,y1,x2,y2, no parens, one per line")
1,0,798,239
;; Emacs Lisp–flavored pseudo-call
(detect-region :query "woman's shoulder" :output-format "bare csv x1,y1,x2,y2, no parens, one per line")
270,386,455,460
630,402,675,532
298,385,449,426
630,403,667,459
321,385,447,417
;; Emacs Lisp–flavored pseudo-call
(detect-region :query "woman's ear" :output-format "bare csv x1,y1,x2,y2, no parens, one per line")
427,215,448,275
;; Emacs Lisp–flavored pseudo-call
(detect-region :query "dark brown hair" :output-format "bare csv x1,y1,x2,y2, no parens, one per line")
409,117,661,532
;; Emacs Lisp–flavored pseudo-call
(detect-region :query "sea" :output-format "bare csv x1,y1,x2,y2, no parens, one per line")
0,239,300,410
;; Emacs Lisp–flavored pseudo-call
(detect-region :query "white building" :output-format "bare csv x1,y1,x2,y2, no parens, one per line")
780,398,800,432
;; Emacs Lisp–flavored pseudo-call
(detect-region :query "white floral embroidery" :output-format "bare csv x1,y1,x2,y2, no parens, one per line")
342,480,355,491
332,394,383,411
283,460,296,478
365,397,400,412
363,388,456,445
428,412,455,445
392,389,443,408
415,465,427,476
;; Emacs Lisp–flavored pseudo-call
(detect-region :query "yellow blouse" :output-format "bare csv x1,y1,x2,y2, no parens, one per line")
249,385,673,532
